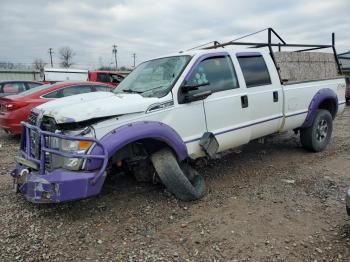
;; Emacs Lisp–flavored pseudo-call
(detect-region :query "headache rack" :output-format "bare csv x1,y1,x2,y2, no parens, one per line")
188,28,343,82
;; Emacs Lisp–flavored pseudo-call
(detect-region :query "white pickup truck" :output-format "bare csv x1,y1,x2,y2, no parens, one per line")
11,47,347,203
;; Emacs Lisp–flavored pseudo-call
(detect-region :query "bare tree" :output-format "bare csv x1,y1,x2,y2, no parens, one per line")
59,46,75,68
33,58,47,70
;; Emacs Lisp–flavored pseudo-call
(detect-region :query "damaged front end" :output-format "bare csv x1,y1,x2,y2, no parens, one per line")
11,121,108,203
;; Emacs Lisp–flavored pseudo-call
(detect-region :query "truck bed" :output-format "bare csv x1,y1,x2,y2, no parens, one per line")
281,77,347,132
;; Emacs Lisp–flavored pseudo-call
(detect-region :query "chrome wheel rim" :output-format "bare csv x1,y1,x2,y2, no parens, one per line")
316,119,328,142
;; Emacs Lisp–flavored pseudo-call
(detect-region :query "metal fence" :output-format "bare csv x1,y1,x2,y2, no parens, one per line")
0,69,41,81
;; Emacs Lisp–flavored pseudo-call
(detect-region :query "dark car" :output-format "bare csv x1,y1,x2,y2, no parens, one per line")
0,80,43,97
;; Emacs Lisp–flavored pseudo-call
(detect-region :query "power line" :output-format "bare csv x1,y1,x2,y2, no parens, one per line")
229,28,269,42
48,48,54,67
112,45,118,70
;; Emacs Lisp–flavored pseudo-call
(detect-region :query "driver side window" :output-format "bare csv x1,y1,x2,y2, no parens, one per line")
186,56,239,95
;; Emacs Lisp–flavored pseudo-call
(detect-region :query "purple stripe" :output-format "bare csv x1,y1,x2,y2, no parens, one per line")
285,111,308,118
186,102,343,144
185,115,283,144
215,115,283,136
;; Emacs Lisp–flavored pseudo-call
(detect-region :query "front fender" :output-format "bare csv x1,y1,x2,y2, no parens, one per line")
302,88,338,128
85,121,188,170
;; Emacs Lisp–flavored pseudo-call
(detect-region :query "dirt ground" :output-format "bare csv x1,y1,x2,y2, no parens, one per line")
0,107,349,262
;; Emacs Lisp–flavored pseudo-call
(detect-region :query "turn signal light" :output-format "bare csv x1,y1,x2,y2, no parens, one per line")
79,140,93,150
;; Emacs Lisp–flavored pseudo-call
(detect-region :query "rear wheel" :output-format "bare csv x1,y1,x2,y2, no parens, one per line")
300,109,333,152
151,148,206,201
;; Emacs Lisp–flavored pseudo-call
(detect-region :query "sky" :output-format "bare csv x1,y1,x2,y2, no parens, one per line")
0,0,349,69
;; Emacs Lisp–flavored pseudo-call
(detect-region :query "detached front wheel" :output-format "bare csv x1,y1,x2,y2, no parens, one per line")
300,109,333,152
151,148,206,201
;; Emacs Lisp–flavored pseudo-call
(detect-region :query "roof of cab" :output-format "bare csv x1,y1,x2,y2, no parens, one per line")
150,48,268,61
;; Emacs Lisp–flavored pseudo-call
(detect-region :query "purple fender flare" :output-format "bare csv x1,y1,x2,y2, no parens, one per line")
85,121,188,170
301,88,338,128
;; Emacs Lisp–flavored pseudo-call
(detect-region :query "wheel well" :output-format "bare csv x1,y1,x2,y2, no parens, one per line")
318,99,337,119
110,138,175,162
137,138,175,156
106,138,175,181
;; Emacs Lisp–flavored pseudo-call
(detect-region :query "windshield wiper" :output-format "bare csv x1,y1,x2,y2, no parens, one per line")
122,89,143,94
141,85,165,94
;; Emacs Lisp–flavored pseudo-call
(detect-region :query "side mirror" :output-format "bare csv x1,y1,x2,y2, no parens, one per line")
182,90,212,103
178,81,211,104
182,82,210,93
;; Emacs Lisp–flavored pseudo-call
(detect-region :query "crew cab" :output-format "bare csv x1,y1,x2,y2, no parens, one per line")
11,47,347,203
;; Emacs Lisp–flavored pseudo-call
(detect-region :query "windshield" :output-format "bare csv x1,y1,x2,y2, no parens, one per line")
114,55,191,97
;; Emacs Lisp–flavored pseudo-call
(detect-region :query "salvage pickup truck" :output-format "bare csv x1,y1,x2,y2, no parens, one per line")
11,43,347,203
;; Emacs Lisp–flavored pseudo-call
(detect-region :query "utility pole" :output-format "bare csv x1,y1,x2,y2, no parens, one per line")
112,45,118,70
48,48,54,67
132,53,136,67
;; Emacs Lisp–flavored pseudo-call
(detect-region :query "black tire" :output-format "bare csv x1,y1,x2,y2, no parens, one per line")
151,148,206,201
300,109,333,152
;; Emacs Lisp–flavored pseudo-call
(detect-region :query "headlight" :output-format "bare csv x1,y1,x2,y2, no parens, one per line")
61,139,93,152
58,139,94,171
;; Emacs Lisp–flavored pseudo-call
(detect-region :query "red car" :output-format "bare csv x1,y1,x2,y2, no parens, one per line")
0,81,114,135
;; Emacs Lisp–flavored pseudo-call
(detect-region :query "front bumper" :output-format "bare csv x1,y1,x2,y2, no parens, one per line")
11,122,108,203
11,166,106,203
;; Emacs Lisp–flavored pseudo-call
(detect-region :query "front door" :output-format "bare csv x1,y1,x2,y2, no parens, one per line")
183,53,251,152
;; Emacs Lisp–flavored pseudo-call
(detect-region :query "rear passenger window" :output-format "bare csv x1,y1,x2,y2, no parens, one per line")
62,86,92,97
27,82,41,89
237,55,272,87
42,90,60,98
2,83,25,94
93,85,112,92
186,56,239,94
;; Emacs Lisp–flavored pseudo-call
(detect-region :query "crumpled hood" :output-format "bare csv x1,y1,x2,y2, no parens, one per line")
35,92,159,124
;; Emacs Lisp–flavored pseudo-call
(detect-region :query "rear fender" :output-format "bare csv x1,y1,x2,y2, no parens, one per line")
301,88,338,128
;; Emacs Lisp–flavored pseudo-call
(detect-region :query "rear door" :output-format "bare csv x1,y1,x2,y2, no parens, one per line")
236,52,283,139
183,53,251,152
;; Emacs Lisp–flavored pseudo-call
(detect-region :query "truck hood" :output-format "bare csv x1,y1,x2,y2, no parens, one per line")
35,92,159,124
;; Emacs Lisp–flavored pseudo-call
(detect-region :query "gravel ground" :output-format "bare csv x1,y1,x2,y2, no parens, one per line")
0,106,350,261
